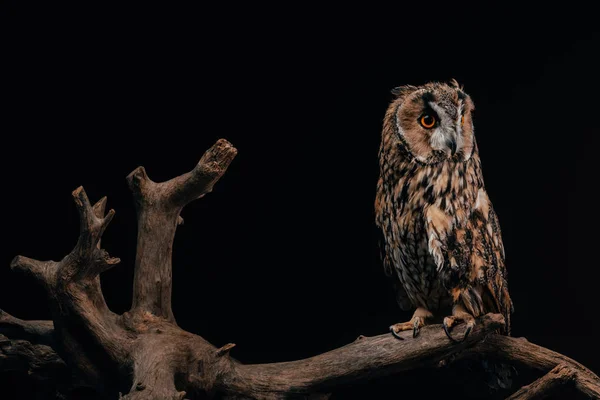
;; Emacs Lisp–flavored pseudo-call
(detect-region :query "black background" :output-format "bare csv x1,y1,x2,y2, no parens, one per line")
1,3,599,399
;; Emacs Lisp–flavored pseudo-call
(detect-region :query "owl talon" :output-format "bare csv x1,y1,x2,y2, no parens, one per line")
463,324,473,341
443,318,460,343
389,325,405,340
443,310,475,343
390,310,430,340
413,317,422,338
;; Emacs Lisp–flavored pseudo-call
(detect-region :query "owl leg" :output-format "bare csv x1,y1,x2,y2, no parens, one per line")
442,303,475,343
389,307,433,340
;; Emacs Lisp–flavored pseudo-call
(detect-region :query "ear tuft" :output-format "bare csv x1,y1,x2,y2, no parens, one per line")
449,78,464,90
391,85,417,98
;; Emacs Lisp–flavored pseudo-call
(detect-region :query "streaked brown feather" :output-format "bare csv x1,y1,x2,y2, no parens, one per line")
375,81,513,335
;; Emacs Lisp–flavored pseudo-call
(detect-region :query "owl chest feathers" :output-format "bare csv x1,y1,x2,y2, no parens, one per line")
376,155,484,310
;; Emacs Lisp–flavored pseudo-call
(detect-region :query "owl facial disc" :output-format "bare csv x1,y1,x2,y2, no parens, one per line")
427,101,462,156
392,82,475,163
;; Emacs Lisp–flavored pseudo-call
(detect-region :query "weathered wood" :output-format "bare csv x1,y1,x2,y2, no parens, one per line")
0,334,66,382
219,314,504,398
465,335,600,399
505,364,575,400
126,138,237,323
9,187,131,392
0,309,54,346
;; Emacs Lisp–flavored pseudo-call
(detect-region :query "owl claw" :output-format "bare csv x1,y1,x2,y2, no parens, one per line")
443,315,475,343
463,324,473,341
443,319,460,343
413,317,422,338
389,325,405,340
390,310,430,340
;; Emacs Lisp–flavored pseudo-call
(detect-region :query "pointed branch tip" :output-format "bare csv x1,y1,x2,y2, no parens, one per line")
72,187,96,225
93,196,108,216
10,255,41,272
126,166,149,186
216,343,236,357
197,139,238,171
72,186,90,205
9,255,54,284
104,208,116,225
10,255,24,270
94,251,121,274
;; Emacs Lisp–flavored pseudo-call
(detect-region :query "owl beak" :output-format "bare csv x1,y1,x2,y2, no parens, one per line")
447,138,457,156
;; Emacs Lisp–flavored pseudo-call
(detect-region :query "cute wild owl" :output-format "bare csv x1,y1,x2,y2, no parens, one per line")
375,80,513,341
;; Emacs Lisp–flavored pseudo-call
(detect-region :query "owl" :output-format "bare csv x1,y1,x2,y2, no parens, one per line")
375,80,513,341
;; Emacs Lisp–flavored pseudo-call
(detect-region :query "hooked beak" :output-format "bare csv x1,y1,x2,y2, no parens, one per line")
446,137,457,156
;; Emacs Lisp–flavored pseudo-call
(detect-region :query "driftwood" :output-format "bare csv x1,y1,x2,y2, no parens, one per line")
1,139,599,399
463,336,600,399
505,364,576,400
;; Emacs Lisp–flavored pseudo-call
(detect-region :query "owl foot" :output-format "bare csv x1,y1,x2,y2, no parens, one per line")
442,306,475,343
389,307,432,340
389,318,423,340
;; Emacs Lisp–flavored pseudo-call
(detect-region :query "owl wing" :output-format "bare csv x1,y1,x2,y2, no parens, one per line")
375,183,413,312
377,227,412,311
425,189,513,334
470,196,513,334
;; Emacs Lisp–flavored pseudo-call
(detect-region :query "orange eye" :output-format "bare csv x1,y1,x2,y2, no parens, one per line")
420,115,436,129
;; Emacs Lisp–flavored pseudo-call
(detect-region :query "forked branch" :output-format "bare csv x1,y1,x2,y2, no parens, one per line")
126,138,237,323
9,188,129,388
10,189,120,287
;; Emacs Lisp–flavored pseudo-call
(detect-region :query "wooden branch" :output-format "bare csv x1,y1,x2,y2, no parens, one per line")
166,138,238,207
0,334,66,383
11,189,119,288
68,187,120,280
10,189,131,390
505,364,575,400
455,335,600,399
10,256,57,290
119,333,189,400
217,314,506,398
126,138,237,323
0,309,54,346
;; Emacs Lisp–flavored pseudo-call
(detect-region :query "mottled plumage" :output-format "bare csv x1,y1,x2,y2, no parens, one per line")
375,80,513,340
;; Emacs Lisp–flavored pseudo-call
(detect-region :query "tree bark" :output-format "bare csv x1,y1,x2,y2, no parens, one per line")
504,364,575,400
1,139,599,399
218,314,504,398
127,138,236,324
0,334,66,382
464,335,600,399
0,310,54,346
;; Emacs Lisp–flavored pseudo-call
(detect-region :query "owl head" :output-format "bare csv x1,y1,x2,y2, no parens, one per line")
383,80,476,163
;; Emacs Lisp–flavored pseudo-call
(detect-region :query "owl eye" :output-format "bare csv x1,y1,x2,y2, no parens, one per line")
420,115,436,129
